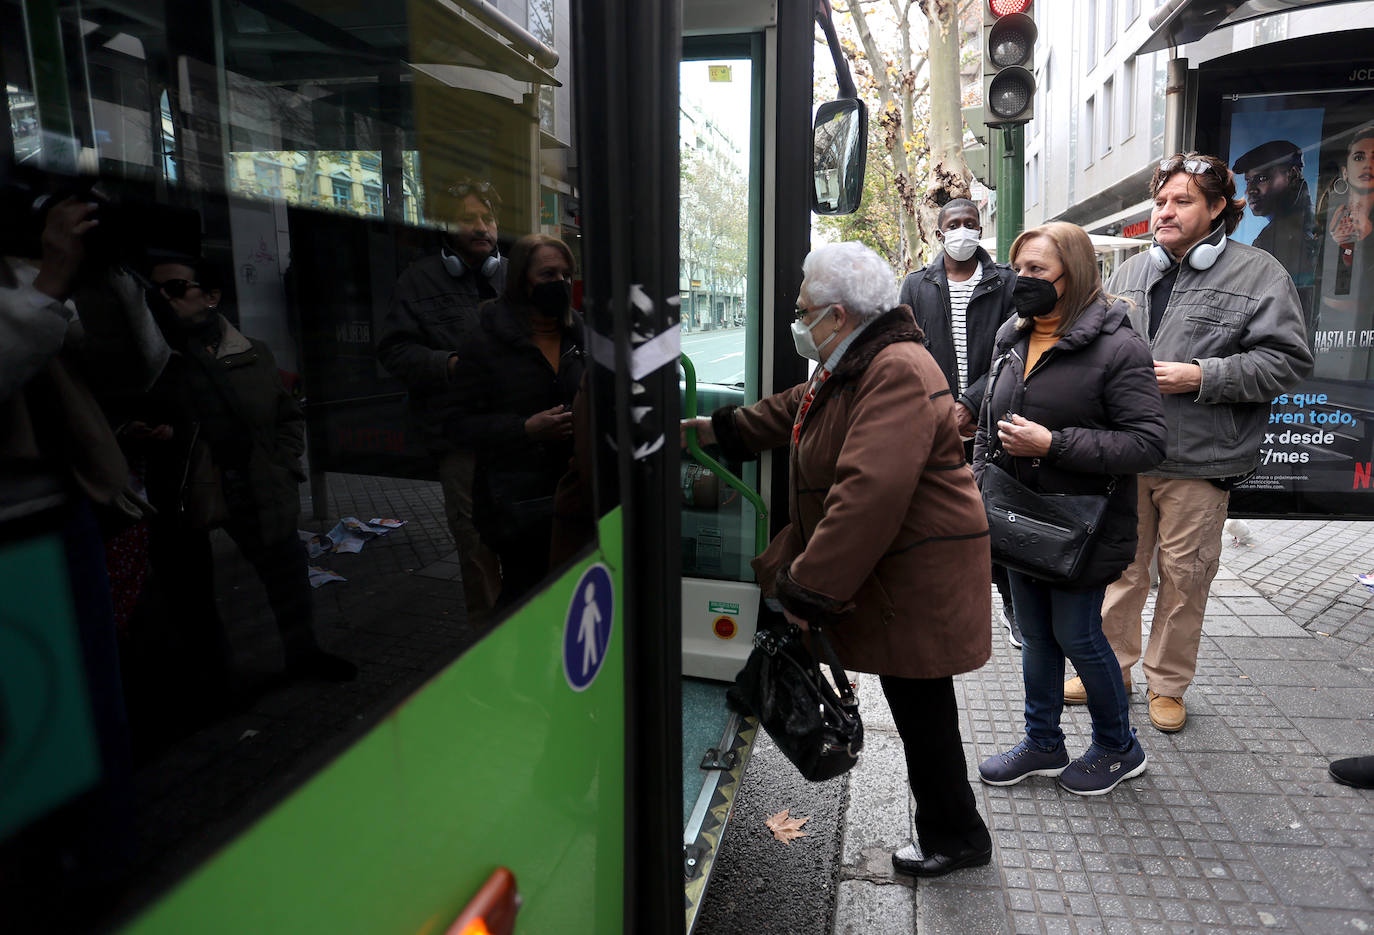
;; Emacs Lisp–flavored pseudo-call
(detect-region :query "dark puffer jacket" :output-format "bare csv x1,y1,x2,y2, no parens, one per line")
973,297,1167,591
446,300,584,545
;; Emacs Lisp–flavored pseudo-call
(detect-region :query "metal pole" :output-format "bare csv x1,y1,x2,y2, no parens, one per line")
996,124,1025,262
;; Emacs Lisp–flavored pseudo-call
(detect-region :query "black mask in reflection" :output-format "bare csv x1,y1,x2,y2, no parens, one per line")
529,280,572,318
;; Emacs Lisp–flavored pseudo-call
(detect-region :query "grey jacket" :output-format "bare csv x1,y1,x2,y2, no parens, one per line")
1106,240,1313,478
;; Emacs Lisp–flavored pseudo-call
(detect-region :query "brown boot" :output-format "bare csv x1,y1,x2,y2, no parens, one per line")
1147,690,1186,732
1063,673,1131,705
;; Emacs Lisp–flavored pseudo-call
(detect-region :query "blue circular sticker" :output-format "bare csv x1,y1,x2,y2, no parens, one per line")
563,563,614,691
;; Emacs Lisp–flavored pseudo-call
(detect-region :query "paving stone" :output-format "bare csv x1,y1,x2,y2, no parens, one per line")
831,879,914,935
1249,844,1374,911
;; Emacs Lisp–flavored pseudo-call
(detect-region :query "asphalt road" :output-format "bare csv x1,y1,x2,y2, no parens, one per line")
682,327,748,387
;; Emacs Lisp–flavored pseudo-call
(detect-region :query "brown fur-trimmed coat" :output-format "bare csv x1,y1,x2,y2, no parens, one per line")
711,306,991,679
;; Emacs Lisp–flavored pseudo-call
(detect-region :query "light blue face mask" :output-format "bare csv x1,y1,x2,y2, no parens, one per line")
791,305,839,362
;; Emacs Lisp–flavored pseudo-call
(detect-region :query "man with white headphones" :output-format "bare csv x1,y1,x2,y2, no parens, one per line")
1063,152,1312,732
378,179,508,618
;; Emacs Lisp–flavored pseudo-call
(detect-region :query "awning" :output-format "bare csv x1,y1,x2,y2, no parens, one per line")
1137,0,1365,53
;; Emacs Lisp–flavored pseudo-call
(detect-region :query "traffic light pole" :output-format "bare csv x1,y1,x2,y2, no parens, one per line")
996,124,1024,261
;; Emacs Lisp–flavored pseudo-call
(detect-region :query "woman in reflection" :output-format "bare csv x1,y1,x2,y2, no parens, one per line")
1318,123,1374,307
682,241,995,878
448,234,584,608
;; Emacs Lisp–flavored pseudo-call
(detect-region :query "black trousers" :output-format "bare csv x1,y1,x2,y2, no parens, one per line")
879,673,992,856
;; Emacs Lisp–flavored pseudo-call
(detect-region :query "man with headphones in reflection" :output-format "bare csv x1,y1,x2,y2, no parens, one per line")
378,179,506,619
1063,153,1312,733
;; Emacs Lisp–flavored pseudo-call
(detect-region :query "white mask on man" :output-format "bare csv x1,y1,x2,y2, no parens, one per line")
942,227,981,263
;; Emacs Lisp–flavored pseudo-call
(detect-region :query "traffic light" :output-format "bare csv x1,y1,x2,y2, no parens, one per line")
982,0,1037,127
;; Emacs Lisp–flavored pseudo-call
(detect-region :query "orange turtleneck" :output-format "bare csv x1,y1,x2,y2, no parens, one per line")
1024,312,1062,377
531,314,562,372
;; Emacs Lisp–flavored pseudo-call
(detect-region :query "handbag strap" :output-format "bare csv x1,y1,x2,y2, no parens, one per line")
809,626,857,706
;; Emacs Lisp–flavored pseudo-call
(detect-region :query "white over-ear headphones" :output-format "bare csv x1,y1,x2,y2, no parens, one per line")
1149,222,1228,273
442,247,501,279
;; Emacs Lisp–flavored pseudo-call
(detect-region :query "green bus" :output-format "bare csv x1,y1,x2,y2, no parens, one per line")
0,0,865,932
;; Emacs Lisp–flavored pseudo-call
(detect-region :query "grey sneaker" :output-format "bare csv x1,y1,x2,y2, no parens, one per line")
1003,603,1023,649
1057,730,1147,796
978,738,1069,786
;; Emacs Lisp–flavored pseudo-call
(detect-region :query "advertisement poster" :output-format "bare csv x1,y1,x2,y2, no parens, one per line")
1220,91,1374,514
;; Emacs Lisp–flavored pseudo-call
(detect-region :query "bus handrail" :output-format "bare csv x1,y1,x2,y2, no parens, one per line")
680,352,768,558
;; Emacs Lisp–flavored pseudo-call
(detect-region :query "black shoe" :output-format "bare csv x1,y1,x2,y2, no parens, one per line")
1329,755,1374,789
288,650,358,682
1002,604,1023,649
891,841,992,878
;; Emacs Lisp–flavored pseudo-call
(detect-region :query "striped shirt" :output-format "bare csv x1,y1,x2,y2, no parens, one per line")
946,262,983,395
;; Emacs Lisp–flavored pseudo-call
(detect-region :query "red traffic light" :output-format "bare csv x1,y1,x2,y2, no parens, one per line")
989,0,1031,15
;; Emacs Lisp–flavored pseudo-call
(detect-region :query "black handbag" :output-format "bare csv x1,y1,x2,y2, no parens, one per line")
726,618,863,782
979,353,1111,585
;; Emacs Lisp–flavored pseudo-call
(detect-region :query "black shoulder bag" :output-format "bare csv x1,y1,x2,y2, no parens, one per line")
727,615,863,782
978,352,1112,585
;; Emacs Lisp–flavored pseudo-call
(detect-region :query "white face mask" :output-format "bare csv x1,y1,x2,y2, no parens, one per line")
791,305,839,362
941,226,981,262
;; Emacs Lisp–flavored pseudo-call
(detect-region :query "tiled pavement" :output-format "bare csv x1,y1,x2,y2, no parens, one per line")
834,520,1374,935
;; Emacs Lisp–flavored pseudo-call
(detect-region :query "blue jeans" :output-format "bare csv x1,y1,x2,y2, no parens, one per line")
1008,570,1133,752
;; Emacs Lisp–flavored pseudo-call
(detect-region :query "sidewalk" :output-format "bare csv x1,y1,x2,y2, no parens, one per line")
835,519,1374,935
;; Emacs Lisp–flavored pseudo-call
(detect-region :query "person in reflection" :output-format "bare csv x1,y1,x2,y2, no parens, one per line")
379,178,506,619
146,258,356,682
447,234,584,608
682,242,994,878
1317,123,1374,310
898,198,1020,648
1232,140,1317,326
973,223,1165,797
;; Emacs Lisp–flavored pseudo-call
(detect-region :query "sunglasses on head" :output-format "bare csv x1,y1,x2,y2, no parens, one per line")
156,278,200,298
447,181,497,199
1157,156,1223,180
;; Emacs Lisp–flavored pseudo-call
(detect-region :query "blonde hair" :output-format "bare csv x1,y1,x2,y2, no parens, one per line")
1009,222,1108,336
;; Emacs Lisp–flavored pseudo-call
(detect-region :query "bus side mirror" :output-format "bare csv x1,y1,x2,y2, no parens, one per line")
811,98,867,216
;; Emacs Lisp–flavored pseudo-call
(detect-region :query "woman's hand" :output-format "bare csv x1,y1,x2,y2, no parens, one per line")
782,607,810,632
525,404,573,440
680,417,714,448
996,414,1052,457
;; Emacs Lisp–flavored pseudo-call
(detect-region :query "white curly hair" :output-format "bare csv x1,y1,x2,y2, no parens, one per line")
799,241,898,323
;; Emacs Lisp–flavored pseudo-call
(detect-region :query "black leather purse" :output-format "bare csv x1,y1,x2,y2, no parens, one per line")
979,353,1111,585
727,618,863,782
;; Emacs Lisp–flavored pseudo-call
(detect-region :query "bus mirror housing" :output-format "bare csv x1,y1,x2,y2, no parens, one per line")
811,98,868,216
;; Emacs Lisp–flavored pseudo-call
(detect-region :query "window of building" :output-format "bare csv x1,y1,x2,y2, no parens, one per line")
1085,95,1096,166
1122,58,1137,143
1104,0,1116,52
1086,0,1098,69
1102,77,1114,155
1127,0,1141,24
529,0,556,135
331,177,352,210
363,185,382,217
1031,152,1041,205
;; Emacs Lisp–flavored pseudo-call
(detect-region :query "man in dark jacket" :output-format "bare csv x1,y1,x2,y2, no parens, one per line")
898,199,1020,646
1233,140,1317,326
378,180,506,617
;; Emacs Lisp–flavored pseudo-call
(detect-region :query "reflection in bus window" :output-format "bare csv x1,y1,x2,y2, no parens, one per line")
0,0,581,929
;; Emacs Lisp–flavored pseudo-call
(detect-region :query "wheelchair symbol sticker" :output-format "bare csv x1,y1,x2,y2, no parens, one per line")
564,564,614,691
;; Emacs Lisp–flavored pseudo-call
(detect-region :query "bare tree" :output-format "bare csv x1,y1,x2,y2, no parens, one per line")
831,0,975,271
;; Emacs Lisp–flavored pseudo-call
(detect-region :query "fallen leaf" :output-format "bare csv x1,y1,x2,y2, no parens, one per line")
765,808,810,845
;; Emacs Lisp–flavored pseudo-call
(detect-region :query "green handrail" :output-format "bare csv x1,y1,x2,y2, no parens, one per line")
681,352,769,557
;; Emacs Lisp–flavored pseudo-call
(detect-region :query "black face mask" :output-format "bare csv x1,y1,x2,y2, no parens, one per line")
1011,274,1063,318
530,280,572,317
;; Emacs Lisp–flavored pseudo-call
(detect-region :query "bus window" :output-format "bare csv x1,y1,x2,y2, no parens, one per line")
679,52,760,585
0,0,592,929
